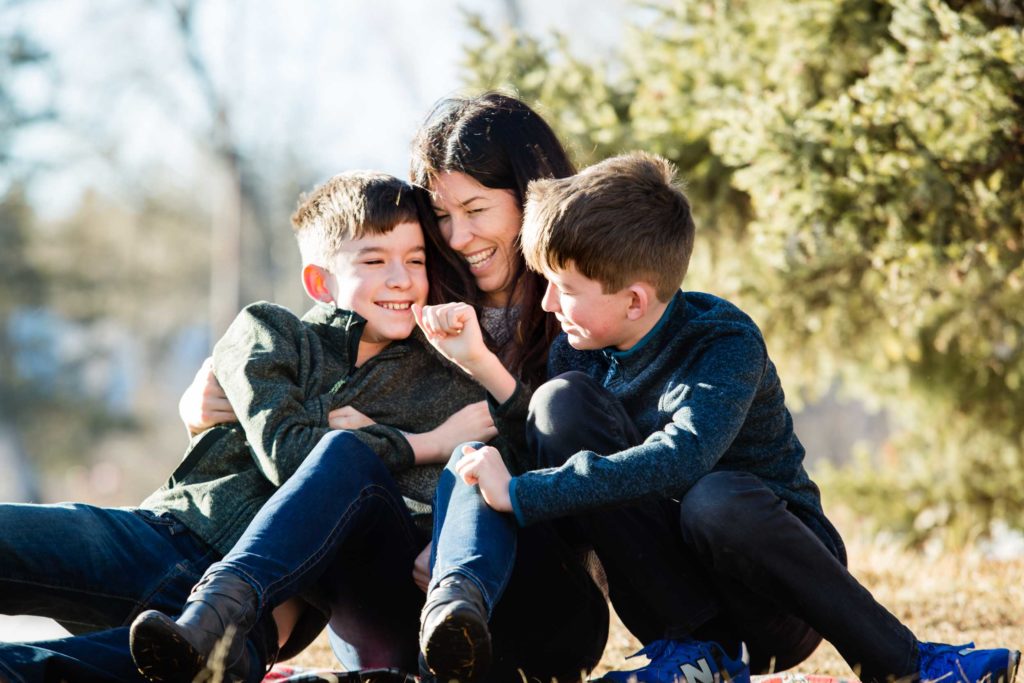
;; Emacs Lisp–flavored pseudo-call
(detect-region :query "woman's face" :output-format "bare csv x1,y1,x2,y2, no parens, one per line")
429,171,523,307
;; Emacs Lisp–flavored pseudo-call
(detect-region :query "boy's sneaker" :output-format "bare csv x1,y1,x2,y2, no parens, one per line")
919,642,1020,683
594,638,750,683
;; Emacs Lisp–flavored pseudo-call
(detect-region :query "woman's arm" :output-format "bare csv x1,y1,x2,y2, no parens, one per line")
404,400,498,464
330,401,498,465
179,357,238,435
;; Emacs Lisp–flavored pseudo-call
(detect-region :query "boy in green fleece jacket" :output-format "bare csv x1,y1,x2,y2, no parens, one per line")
0,171,496,683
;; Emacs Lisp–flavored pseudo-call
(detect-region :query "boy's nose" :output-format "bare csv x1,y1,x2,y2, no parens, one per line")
541,281,558,312
386,264,412,288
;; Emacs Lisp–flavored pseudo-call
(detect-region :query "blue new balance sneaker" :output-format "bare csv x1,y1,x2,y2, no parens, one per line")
595,639,750,683
919,641,1021,683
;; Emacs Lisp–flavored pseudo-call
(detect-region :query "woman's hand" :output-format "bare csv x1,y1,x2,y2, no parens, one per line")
328,405,375,430
179,357,238,435
412,541,432,592
434,401,497,455
406,401,497,465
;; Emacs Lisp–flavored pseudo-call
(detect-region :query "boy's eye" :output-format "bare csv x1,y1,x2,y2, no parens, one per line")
362,259,384,266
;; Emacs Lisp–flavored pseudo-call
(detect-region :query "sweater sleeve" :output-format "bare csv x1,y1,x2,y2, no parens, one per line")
509,331,767,525
212,303,333,487
349,424,417,473
487,380,533,475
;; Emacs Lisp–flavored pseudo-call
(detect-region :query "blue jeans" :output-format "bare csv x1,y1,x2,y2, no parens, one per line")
528,372,919,683
0,504,217,682
201,430,427,671
430,445,609,682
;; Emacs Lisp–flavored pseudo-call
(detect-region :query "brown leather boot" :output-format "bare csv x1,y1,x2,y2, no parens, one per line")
418,573,492,683
130,571,259,683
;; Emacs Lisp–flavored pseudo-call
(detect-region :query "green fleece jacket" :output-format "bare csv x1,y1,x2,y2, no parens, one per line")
142,300,491,555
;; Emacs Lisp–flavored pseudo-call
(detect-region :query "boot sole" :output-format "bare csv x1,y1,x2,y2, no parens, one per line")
130,610,206,683
421,607,492,683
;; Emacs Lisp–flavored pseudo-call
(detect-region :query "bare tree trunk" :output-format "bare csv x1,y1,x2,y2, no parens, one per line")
502,0,523,28
169,0,248,337
0,424,42,503
209,158,242,337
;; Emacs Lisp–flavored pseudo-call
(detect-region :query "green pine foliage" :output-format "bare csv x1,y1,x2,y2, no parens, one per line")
461,0,1024,543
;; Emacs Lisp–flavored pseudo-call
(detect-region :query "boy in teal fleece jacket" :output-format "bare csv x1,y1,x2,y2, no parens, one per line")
416,151,1019,683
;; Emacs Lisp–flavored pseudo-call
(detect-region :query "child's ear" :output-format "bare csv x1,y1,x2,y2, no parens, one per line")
624,283,650,321
302,264,334,304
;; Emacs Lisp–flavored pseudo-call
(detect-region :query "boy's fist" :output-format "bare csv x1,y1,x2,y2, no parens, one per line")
412,302,488,369
455,444,512,513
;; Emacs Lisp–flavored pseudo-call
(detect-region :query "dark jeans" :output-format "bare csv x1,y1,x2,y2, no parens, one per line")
205,430,427,672
212,430,608,682
430,447,610,682
0,504,217,682
528,371,920,683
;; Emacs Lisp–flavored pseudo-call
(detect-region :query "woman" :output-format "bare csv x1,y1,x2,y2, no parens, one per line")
165,93,609,683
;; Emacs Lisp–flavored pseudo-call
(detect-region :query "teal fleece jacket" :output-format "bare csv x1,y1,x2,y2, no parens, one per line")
509,291,845,562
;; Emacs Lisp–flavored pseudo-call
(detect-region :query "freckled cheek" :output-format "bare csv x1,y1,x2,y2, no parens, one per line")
563,305,584,330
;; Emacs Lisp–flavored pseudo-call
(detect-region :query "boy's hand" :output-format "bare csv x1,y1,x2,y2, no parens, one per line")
328,405,375,430
413,302,518,404
179,357,238,435
412,541,432,592
412,302,488,370
455,444,512,513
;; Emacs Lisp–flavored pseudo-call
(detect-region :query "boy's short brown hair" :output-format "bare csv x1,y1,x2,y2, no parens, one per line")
291,171,420,265
521,151,695,301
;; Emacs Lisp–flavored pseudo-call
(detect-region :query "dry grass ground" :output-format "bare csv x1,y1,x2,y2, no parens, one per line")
288,508,1024,680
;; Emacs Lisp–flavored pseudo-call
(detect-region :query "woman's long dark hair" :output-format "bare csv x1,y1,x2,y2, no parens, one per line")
410,92,575,388
411,186,478,308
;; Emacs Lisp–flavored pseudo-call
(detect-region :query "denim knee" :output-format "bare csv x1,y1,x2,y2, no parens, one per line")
308,430,388,483
444,441,488,474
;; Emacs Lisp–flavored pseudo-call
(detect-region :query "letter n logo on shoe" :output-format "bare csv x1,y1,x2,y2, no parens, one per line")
679,658,715,683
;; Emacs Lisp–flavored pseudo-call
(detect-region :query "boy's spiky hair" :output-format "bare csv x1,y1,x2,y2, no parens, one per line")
291,171,419,265
521,151,696,301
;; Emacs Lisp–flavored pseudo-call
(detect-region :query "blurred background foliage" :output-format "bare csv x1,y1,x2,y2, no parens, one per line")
0,0,628,511
0,0,1020,547
461,0,1024,544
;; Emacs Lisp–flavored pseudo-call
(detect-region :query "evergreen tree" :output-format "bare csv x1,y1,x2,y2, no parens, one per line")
461,0,1024,541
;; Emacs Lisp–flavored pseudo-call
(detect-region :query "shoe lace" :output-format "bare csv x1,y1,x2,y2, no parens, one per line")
628,639,674,662
920,642,976,683
628,639,713,666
